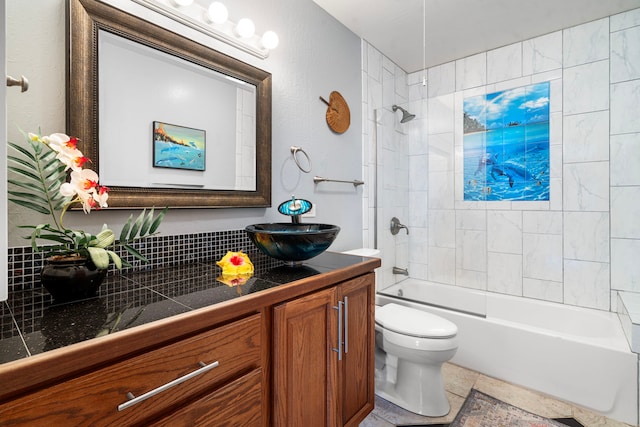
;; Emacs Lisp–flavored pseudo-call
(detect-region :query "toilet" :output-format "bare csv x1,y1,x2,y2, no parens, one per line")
375,303,458,416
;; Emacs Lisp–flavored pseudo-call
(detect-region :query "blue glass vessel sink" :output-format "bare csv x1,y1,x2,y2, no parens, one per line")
245,223,340,266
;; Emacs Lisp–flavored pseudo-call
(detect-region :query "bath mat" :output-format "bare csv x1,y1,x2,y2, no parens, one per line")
448,389,578,427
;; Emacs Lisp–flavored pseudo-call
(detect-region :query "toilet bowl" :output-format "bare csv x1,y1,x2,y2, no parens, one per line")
375,303,458,416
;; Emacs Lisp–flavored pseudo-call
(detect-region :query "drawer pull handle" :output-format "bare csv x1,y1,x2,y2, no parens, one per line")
117,360,219,411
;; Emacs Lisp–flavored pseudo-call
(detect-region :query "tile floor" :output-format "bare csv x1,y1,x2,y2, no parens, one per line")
360,363,634,427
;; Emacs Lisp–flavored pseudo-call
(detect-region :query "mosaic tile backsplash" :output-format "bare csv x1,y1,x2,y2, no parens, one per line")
7,229,255,292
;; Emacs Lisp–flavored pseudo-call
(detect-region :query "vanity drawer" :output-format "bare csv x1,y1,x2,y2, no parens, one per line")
153,367,263,426
0,313,262,426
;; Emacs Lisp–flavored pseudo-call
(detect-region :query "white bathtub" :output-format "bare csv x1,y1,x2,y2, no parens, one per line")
376,279,638,425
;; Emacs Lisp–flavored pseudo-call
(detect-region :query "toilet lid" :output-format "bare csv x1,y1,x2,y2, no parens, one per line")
376,303,457,338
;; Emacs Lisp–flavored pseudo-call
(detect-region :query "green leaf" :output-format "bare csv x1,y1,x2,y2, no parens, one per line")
87,247,110,269
123,244,148,263
149,207,168,234
7,165,42,182
119,214,133,242
139,208,154,237
7,142,36,162
7,155,39,172
8,198,51,215
8,190,50,206
127,211,145,241
8,179,43,192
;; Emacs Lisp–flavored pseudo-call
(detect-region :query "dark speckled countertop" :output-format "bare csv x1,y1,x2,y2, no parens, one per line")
0,251,374,365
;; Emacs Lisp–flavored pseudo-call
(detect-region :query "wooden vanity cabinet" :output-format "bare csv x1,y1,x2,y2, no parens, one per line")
272,273,375,427
0,313,264,426
0,258,380,426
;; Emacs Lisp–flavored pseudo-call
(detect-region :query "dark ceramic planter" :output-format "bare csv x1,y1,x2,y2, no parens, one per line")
40,256,107,302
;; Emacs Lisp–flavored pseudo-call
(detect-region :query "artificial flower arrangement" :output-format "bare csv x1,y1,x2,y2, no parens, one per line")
216,251,254,294
7,130,167,270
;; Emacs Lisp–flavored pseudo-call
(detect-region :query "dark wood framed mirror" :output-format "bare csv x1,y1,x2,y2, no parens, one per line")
67,0,271,208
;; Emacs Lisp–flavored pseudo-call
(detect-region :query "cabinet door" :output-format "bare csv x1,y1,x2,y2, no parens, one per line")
273,287,339,427
339,273,375,427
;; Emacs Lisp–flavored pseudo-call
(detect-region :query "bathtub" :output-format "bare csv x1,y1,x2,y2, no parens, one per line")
376,279,638,425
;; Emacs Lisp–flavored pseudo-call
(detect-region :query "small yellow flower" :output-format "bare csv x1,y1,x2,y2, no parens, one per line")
216,251,254,276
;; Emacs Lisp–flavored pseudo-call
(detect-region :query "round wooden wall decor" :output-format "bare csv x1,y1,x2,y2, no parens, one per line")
320,91,350,134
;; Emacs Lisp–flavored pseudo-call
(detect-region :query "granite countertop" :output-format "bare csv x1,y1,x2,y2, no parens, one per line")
0,251,375,365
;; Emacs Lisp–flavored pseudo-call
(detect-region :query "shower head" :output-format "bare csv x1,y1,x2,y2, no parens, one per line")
392,105,415,123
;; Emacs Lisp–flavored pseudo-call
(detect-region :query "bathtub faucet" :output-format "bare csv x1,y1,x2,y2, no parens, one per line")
390,217,409,235
392,266,409,276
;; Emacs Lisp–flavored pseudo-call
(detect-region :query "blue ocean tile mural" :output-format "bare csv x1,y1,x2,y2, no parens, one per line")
463,82,550,201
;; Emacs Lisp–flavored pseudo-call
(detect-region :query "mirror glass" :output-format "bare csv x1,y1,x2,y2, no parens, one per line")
68,0,271,208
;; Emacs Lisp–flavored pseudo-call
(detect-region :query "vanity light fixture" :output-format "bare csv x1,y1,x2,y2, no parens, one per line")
206,2,228,24
132,0,279,59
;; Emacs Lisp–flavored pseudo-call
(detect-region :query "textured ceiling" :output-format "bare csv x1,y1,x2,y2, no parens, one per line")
312,0,640,73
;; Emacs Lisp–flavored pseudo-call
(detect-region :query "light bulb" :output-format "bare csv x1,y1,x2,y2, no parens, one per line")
235,18,255,38
260,31,279,50
206,2,228,24
170,0,194,6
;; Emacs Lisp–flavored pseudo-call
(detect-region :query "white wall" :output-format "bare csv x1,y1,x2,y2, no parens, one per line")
6,0,363,252
364,7,640,313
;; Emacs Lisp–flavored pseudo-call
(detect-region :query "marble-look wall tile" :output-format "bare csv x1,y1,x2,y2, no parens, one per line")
563,18,609,67
563,162,609,211
523,233,563,282
549,177,563,211
549,111,563,146
563,212,609,262
456,210,486,231
382,68,396,110
429,209,455,248
611,238,640,292
549,144,563,179
428,171,455,209
408,261,428,281
563,60,609,115
488,252,523,296
487,211,522,254
428,62,456,98
522,211,563,235
611,25,640,83
487,42,522,83
428,94,455,134
428,132,454,172
610,8,640,32
456,230,486,272
563,111,609,163
409,155,428,191
611,79,640,135
367,44,383,82
564,259,610,310
456,268,487,290
523,277,563,302
611,133,640,186
456,53,486,91
611,186,640,239
408,227,428,264
523,31,562,75
428,246,456,284
408,190,428,228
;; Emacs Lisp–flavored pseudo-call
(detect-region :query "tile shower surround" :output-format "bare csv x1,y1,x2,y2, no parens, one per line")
6,230,254,292
361,7,640,312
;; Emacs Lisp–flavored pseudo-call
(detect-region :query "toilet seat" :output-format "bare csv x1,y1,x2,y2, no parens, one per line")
376,303,457,338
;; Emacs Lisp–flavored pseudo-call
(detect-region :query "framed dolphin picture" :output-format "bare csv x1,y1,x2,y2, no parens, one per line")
463,82,550,201
153,121,206,171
